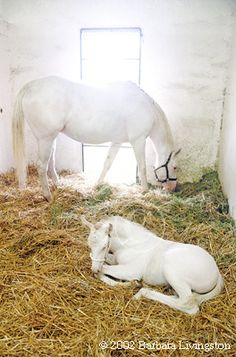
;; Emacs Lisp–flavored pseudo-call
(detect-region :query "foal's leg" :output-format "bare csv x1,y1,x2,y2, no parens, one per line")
101,264,141,281
166,275,200,314
133,288,199,315
98,143,120,184
105,253,117,265
97,273,132,287
134,276,199,315
48,139,59,187
131,138,148,190
37,138,55,201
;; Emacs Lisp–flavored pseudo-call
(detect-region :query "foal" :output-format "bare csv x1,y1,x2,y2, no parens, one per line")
82,216,224,315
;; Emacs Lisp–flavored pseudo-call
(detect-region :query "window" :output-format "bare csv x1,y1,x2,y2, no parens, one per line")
80,27,142,184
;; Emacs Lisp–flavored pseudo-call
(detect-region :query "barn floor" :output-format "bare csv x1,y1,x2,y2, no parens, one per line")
0,167,235,356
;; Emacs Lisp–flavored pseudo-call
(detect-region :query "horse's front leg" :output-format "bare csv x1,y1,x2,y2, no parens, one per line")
98,143,119,184
48,139,59,188
132,138,148,191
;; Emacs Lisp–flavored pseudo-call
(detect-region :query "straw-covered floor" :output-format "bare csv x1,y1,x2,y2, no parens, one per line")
0,167,235,356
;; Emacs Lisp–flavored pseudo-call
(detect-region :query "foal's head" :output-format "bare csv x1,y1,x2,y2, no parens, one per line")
81,216,112,273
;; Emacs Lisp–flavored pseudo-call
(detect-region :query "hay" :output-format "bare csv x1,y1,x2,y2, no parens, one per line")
0,168,235,356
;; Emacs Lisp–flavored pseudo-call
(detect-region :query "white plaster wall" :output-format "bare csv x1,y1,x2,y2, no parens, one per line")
142,0,234,183
2,0,83,172
0,0,235,181
0,7,13,173
219,13,236,222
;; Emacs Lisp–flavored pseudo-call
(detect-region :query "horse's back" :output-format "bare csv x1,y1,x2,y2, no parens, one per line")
22,76,73,106
22,76,73,101
19,76,157,143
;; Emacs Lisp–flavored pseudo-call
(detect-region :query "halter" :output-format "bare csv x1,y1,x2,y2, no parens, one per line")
90,232,111,264
154,152,177,184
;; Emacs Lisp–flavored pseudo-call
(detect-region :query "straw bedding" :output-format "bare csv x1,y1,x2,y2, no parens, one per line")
0,167,235,356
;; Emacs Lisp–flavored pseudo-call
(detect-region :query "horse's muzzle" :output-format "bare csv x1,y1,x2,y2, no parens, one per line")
162,180,177,192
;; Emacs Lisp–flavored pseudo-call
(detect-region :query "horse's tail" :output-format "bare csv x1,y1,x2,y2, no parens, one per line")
12,87,27,189
195,273,224,305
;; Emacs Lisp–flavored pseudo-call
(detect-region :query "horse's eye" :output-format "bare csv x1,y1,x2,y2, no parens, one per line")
173,166,177,170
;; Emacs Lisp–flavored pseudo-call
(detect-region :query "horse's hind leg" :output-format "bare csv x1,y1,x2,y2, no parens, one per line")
97,143,119,184
48,139,59,187
37,137,55,201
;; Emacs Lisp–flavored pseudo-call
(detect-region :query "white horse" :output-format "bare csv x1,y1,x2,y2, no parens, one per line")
82,216,224,315
12,76,180,201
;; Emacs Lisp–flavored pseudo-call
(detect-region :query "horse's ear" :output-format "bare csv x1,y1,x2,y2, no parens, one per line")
81,215,94,229
174,148,181,157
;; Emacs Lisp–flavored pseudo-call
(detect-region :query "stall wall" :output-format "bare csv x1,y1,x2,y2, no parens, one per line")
0,10,12,172
0,0,235,182
219,14,236,222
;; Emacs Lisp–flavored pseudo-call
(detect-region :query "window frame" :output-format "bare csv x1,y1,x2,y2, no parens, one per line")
80,27,142,181
80,27,142,84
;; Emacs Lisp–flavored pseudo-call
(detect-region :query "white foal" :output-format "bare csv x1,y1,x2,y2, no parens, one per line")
82,216,224,315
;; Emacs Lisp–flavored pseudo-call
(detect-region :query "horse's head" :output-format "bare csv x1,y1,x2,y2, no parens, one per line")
154,149,181,192
81,216,112,273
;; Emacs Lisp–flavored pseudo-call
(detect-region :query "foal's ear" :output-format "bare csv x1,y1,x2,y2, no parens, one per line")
173,148,181,157
94,221,103,229
107,223,113,236
81,215,94,229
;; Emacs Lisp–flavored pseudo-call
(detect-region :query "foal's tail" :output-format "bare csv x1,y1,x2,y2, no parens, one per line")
12,88,27,189
195,273,224,305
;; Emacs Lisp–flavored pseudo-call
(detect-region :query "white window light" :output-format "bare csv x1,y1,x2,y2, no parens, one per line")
80,27,141,84
80,27,142,184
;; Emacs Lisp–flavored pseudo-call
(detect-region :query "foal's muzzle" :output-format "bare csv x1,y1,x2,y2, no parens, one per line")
90,253,105,273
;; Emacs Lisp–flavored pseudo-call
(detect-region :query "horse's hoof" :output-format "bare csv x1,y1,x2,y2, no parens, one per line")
44,193,52,202
51,184,58,192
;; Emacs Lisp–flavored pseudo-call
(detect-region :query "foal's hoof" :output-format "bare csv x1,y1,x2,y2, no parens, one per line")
133,288,144,300
184,305,199,315
132,280,142,288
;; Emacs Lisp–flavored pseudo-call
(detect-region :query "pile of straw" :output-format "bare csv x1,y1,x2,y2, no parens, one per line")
0,168,235,356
